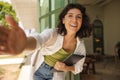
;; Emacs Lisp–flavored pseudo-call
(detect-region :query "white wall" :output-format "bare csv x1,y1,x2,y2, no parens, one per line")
11,0,38,30
103,0,120,55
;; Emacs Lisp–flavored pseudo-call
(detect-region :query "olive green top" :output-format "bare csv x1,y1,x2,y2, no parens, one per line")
44,48,72,67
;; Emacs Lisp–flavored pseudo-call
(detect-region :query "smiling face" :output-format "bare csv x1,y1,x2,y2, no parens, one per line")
62,8,82,35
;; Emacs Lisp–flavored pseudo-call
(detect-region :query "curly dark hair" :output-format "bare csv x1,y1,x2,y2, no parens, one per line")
57,3,92,38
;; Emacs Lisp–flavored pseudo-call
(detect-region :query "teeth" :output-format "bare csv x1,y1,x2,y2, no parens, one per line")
70,24,77,27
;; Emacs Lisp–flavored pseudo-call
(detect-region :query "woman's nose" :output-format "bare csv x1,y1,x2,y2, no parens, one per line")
72,17,77,22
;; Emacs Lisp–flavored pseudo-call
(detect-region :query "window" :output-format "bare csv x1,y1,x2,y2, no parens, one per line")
38,0,69,32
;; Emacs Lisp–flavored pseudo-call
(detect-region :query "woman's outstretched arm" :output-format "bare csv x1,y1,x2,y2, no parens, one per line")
0,15,37,55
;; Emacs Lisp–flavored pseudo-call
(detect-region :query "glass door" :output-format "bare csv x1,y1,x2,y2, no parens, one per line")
93,19,104,55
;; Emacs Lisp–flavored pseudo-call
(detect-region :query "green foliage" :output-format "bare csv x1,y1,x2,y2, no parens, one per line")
0,1,18,27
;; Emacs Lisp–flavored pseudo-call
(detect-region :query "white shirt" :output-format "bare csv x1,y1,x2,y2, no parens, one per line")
30,28,86,79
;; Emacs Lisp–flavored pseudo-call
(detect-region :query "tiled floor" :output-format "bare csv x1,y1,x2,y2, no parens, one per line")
81,56,120,80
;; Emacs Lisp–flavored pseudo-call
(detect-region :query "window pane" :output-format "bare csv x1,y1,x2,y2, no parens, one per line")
39,0,49,16
40,16,49,31
51,0,68,11
51,12,60,28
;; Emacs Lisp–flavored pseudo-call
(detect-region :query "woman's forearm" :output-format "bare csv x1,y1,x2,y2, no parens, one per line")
25,37,37,50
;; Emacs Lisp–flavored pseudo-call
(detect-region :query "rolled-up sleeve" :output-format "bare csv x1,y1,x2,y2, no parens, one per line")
72,40,86,74
29,29,55,49
72,57,85,74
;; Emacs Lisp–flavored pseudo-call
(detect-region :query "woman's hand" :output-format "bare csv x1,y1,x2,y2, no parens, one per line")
54,61,75,72
54,61,67,72
0,15,27,55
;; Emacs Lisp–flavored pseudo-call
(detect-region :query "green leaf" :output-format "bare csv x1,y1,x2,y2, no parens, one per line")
0,1,18,27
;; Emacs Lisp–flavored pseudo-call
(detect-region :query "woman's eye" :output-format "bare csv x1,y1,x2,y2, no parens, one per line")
77,16,82,19
68,15,73,17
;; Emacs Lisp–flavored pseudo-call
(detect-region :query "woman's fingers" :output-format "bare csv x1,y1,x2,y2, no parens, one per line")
5,15,19,30
54,61,66,71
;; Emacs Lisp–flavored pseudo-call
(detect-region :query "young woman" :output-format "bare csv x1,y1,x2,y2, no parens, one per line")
0,3,92,80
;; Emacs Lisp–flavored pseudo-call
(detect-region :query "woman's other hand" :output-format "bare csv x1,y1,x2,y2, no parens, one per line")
0,15,27,55
54,61,67,72
54,61,75,72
